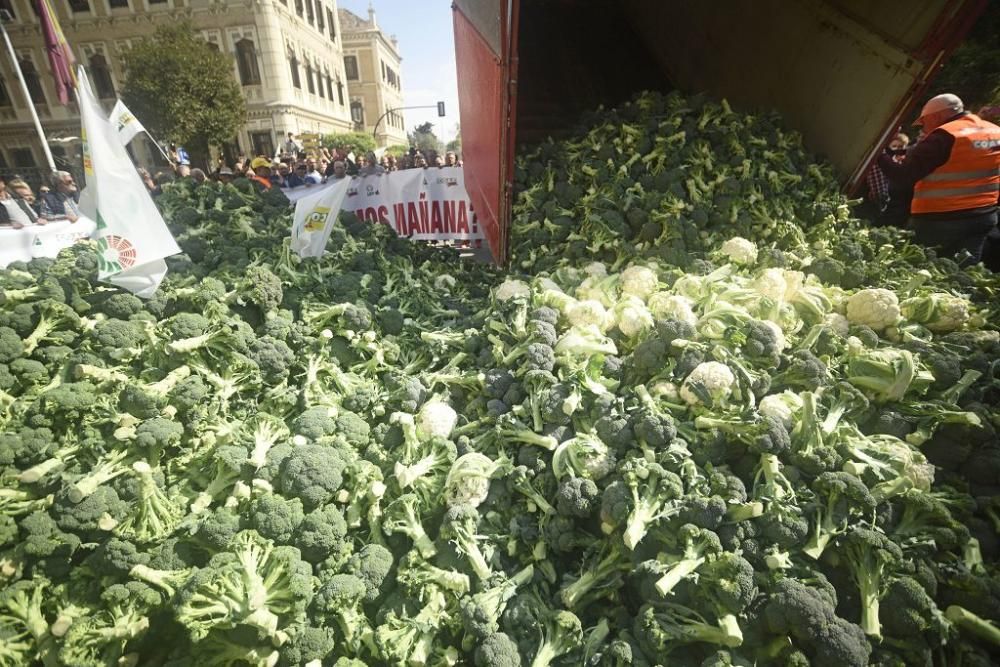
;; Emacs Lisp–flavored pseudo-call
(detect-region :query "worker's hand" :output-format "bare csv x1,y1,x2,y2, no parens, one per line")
35,218,48,226
12,222,24,230
67,213,79,223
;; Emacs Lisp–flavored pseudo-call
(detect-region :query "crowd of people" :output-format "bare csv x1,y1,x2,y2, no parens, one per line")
136,133,463,195
863,95,1000,268
0,170,81,230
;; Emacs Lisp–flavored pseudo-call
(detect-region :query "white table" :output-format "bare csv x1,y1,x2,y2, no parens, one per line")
0,216,98,268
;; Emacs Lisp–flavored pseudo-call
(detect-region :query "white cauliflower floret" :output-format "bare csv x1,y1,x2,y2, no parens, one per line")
754,268,788,302
758,391,803,430
566,299,610,329
612,295,654,338
720,237,758,265
532,276,563,294
619,265,659,300
900,293,972,333
584,262,608,277
647,293,698,328
824,312,850,337
845,288,901,331
444,452,500,507
680,361,736,407
761,320,788,352
495,279,530,302
416,398,458,440
434,274,457,291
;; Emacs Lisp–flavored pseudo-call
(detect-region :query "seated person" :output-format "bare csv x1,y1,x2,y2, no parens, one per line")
0,176,47,229
40,170,82,222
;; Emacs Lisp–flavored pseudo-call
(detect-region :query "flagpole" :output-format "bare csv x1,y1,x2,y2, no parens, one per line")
0,10,57,172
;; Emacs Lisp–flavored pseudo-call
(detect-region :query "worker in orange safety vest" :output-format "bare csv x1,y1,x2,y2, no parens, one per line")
249,157,274,191
878,93,1000,265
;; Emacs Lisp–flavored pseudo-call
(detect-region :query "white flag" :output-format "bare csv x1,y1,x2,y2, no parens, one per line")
109,99,146,145
290,178,351,258
77,66,180,297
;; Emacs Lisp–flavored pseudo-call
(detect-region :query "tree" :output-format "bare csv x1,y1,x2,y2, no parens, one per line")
927,3,1000,111
121,23,245,168
408,122,443,156
445,123,462,155
323,131,376,155
385,143,410,156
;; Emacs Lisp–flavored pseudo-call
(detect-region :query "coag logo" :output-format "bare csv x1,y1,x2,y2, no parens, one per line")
305,206,330,232
971,139,1000,149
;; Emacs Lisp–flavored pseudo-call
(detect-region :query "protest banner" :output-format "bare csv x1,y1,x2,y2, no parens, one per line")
290,177,352,258
283,167,483,243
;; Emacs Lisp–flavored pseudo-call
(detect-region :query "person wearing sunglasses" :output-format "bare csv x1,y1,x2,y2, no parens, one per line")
40,170,81,223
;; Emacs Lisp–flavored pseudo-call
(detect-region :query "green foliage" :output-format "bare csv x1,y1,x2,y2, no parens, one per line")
120,22,246,165
323,131,377,154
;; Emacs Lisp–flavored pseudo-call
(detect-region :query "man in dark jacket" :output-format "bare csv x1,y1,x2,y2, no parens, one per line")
878,93,1000,265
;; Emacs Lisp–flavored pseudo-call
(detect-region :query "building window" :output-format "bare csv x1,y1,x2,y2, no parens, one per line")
0,0,15,19
336,78,344,105
350,101,363,125
294,0,302,17
344,55,358,81
249,131,274,159
315,68,323,98
89,53,115,99
149,0,166,4
109,0,128,8
235,38,261,86
327,9,335,41
0,151,7,169
305,0,313,25
11,148,35,167
19,60,46,104
205,41,219,52
68,0,89,12
381,61,386,80
325,74,333,101
0,78,10,107
289,54,300,88
305,63,314,94
316,2,324,30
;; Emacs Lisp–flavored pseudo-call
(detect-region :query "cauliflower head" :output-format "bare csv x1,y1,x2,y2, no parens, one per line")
647,293,698,328
846,288,900,331
619,265,659,300
720,237,758,265
495,279,530,302
680,361,736,407
900,293,972,333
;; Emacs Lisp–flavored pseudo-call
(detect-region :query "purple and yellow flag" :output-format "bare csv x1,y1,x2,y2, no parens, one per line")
36,0,76,105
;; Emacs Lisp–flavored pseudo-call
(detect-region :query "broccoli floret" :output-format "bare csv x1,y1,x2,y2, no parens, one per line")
291,406,339,440
543,514,594,554
763,577,870,667
460,564,535,640
241,265,284,313
133,416,185,461
250,335,295,383
559,543,631,609
772,350,830,391
345,543,394,603
678,495,728,530
635,602,742,654
312,573,375,655
555,477,599,518
247,493,305,545
278,444,348,510
53,485,128,540
191,506,241,553
529,608,583,666
20,510,82,560
632,385,677,450
296,503,350,565
277,624,336,667
695,413,790,456
620,459,685,550
475,632,522,667
653,523,723,596
91,318,147,361
880,577,948,647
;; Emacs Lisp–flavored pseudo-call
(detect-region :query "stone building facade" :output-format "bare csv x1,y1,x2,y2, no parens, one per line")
0,0,355,173
338,4,404,148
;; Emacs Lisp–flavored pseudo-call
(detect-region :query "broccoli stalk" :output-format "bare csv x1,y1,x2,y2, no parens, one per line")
115,461,184,543
509,466,555,514
441,503,493,581
247,418,287,470
945,605,1000,648
621,460,684,550
654,524,723,597
396,553,471,596
559,544,630,609
636,602,743,652
67,449,132,503
803,472,875,560
382,493,437,558
0,580,60,667
834,527,903,638
374,588,450,666
17,443,80,485
530,609,583,667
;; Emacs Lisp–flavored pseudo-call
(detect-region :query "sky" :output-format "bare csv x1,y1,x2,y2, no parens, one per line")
339,0,460,143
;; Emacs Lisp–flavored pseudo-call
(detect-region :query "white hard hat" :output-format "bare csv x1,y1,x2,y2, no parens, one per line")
916,94,964,124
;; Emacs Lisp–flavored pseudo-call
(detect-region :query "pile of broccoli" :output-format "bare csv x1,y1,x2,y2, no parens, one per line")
2,91,999,667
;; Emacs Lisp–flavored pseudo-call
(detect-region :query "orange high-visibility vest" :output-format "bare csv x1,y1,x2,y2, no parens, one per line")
249,174,273,190
911,114,1000,215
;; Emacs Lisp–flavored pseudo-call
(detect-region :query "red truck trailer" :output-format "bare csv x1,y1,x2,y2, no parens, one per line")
453,0,989,265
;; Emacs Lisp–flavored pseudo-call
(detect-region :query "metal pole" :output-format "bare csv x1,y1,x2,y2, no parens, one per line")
0,14,57,172
372,104,440,142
